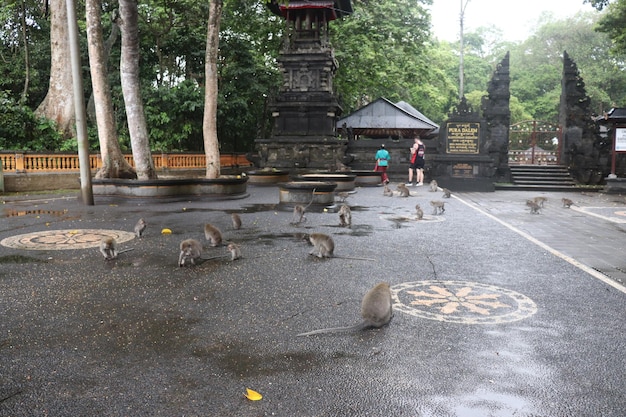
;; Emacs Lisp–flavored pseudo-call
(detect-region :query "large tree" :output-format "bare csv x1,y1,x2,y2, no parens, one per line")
86,0,136,179
118,0,157,179
203,0,223,178
35,0,74,137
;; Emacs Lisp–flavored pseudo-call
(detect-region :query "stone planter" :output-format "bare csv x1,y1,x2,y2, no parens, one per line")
293,173,356,191
278,181,337,205
246,169,290,185
92,175,248,198
351,170,382,187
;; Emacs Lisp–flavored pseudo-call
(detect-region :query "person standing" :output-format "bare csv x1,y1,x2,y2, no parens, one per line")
374,144,390,185
407,137,425,186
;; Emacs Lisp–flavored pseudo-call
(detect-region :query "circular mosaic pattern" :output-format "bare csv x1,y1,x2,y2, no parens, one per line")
391,281,537,324
0,229,136,251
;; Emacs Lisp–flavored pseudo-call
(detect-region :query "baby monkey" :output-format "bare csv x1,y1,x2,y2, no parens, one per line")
429,180,438,192
99,237,134,260
561,198,575,208
297,282,393,337
430,200,445,215
231,213,242,230
415,204,424,220
383,184,394,197
397,183,410,197
204,223,223,247
338,204,352,227
134,218,147,238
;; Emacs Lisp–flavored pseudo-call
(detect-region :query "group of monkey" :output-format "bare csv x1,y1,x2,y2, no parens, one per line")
382,179,450,218
526,196,577,214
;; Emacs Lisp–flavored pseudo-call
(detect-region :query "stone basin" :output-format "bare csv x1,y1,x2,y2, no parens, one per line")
278,181,337,205
351,170,383,187
293,173,356,191
92,175,248,199
246,169,290,185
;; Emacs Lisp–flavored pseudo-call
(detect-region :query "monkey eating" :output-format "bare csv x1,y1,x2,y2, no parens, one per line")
338,204,352,227
297,282,393,337
99,237,134,260
204,223,223,247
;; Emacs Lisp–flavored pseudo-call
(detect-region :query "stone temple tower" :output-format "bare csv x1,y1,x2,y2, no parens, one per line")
253,0,353,170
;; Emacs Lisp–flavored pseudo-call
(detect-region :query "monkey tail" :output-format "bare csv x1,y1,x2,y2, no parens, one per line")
297,321,370,337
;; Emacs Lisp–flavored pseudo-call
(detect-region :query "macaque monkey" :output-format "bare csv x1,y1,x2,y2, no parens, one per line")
227,243,242,261
397,183,410,197
291,188,316,225
430,200,445,215
561,198,575,208
383,184,393,197
338,204,352,227
415,204,424,220
308,233,335,258
297,282,393,337
134,218,147,238
532,196,548,207
526,200,541,214
429,180,438,192
231,213,242,230
204,223,223,247
178,238,202,267
442,188,451,198
100,237,134,260
336,191,349,203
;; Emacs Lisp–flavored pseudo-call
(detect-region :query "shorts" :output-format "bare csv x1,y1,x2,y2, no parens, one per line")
410,158,425,170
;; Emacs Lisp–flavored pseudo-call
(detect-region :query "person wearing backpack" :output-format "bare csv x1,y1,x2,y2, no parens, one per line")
407,137,425,186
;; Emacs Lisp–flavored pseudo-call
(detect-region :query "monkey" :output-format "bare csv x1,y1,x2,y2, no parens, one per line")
227,243,242,261
291,188,317,225
231,213,242,230
99,237,134,260
532,196,548,207
308,233,335,258
297,282,393,337
204,223,223,247
526,199,541,214
383,184,394,197
429,180,438,192
178,238,203,267
415,204,424,220
335,191,349,203
442,188,451,198
430,200,445,215
134,218,147,238
338,204,352,227
561,197,576,208
305,233,375,261
397,183,410,197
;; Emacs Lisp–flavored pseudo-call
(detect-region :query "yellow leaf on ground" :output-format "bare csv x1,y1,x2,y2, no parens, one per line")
244,388,262,401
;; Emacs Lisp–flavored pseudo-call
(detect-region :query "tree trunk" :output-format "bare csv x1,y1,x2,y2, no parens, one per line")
118,0,157,180
35,0,75,138
203,0,223,179
86,0,136,179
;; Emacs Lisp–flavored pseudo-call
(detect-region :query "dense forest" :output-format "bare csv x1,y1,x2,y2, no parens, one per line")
1,0,625,155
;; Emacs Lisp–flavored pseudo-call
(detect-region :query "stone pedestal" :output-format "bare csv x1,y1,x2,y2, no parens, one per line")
278,181,337,205
294,173,356,191
603,177,626,194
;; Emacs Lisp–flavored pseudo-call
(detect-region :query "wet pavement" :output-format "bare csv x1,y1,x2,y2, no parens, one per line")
0,184,625,416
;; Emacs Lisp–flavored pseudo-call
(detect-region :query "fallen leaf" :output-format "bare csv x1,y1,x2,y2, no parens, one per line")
244,388,262,401
161,228,172,235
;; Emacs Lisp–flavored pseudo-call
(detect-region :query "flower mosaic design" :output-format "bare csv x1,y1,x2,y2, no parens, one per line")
392,281,537,325
1,229,136,250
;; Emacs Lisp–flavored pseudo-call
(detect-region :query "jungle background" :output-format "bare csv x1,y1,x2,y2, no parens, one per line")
1,0,625,155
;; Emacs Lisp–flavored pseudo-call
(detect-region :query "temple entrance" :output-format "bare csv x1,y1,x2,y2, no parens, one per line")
509,120,562,165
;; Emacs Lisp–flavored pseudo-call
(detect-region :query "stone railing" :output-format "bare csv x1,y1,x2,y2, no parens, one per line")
508,150,558,165
0,152,252,173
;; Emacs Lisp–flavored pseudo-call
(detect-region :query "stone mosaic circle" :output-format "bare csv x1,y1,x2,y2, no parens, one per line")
1,229,136,251
392,280,538,325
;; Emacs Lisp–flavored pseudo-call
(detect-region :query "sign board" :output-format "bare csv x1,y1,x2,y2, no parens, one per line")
451,163,475,178
616,128,626,152
446,122,480,154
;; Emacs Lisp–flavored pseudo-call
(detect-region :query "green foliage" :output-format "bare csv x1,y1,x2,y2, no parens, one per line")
0,91,63,151
595,0,626,56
